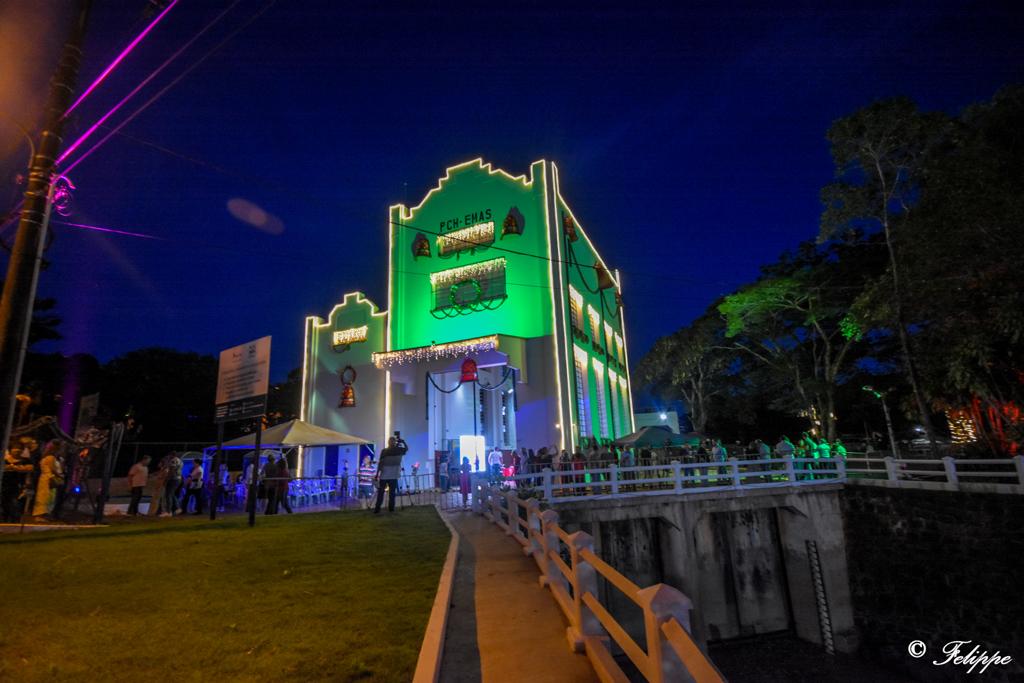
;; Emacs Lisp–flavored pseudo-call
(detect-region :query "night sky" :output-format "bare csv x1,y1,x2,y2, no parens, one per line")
2,1,1022,380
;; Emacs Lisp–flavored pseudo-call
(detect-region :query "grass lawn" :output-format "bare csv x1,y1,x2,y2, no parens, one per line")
0,507,450,682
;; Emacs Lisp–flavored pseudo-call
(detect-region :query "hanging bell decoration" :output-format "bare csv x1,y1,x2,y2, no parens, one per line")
595,262,615,289
412,232,431,259
460,358,478,383
562,213,578,242
339,365,357,408
501,206,525,238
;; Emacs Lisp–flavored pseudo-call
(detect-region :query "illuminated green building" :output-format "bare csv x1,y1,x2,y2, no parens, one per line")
300,159,634,475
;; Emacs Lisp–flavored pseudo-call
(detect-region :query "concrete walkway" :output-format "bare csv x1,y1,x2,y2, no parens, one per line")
439,511,598,683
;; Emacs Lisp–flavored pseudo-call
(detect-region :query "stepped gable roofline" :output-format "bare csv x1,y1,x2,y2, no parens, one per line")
307,291,387,326
390,157,546,221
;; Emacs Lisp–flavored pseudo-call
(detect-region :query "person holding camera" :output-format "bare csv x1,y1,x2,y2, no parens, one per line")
374,434,407,514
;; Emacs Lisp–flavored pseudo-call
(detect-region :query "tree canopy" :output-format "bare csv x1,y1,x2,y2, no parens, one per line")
638,85,1024,455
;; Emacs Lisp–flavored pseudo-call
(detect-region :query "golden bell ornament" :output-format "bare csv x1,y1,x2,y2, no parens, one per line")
412,233,431,259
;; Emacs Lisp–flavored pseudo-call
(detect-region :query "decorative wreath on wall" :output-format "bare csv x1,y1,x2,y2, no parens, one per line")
431,278,506,318
449,279,483,309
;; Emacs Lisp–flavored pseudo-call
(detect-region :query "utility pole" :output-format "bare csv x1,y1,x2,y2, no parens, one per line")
0,1,92,494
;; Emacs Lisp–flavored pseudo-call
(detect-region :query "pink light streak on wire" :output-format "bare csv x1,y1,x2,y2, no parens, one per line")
57,0,243,168
53,220,166,241
62,0,179,120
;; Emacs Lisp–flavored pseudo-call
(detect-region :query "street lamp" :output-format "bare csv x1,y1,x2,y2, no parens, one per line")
862,386,899,458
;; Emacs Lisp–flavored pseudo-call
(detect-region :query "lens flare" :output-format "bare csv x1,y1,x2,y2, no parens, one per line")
227,197,284,235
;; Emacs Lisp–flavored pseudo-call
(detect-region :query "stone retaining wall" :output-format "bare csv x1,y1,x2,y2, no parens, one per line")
841,486,1023,682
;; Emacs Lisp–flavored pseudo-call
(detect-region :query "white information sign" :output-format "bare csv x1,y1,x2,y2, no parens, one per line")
215,336,271,422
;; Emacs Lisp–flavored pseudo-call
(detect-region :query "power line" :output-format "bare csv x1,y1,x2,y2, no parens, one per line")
58,0,245,166
47,219,719,304
60,0,276,177
62,0,180,119
0,0,254,236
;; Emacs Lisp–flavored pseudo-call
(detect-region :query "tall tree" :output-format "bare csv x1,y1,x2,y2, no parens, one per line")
27,297,61,347
101,348,218,442
636,312,729,434
903,86,1024,452
718,241,877,441
820,98,948,453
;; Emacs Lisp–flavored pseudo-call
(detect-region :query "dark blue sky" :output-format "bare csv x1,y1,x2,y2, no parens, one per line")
2,1,1021,380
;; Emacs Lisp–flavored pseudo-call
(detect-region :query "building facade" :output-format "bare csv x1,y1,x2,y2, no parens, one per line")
300,159,634,476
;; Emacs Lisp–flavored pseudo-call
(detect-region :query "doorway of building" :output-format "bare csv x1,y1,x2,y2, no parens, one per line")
426,364,517,473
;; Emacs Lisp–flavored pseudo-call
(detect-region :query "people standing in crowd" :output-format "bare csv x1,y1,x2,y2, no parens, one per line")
32,441,64,519
340,462,351,503
550,449,564,488
459,456,472,510
149,454,168,516
536,447,549,471
519,448,531,475
487,445,503,482
709,439,727,483
181,458,205,515
712,439,728,462
696,440,709,459
620,447,635,468
126,455,150,516
17,437,40,518
833,438,848,459
244,457,258,511
2,439,33,522
774,435,795,458
572,450,585,486
584,445,598,469
439,453,450,491
275,455,294,514
160,452,183,517
374,435,407,514
49,447,71,520
799,432,818,479
262,453,278,514
217,462,230,512
357,455,376,507
262,454,279,512
620,447,635,491
65,447,89,513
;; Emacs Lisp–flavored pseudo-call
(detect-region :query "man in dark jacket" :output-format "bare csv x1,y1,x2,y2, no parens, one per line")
374,435,407,513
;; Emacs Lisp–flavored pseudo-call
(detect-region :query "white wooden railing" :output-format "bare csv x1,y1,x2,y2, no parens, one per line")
473,483,725,683
845,455,1024,493
500,456,844,503
496,454,1024,502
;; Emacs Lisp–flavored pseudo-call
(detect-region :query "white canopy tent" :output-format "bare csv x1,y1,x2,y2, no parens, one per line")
210,419,373,475
219,419,371,449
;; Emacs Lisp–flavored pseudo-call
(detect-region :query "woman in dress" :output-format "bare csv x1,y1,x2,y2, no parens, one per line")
32,441,64,518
